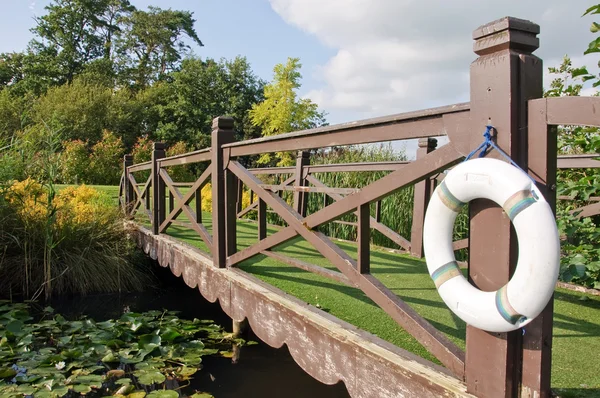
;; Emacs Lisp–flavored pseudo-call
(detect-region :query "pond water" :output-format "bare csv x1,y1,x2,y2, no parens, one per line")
50,264,351,398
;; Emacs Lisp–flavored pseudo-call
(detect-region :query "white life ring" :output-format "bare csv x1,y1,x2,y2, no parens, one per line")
423,158,559,333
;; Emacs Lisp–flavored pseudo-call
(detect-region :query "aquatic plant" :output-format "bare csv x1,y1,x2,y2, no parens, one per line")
0,302,246,397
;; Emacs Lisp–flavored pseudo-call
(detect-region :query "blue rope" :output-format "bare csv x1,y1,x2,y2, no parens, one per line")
465,125,536,184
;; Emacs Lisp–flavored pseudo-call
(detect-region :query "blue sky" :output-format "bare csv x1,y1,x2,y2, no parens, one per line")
1,0,597,156
0,0,334,105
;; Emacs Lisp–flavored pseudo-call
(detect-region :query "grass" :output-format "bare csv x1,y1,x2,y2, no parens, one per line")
101,184,600,397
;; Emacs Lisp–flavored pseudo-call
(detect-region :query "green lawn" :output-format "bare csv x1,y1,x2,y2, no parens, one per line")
87,184,600,397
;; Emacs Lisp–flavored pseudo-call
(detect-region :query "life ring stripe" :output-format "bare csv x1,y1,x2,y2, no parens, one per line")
503,190,537,221
495,285,525,324
431,261,462,289
438,181,466,212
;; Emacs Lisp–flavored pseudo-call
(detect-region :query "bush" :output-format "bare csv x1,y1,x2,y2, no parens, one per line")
31,79,112,143
200,183,251,213
0,179,151,298
61,139,89,183
89,130,125,185
165,141,194,182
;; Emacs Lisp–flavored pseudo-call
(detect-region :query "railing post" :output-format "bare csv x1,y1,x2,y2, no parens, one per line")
410,138,437,257
123,155,133,207
258,199,267,241
466,17,543,397
293,151,310,217
123,155,134,216
357,203,370,273
211,117,236,268
521,96,557,398
152,143,166,235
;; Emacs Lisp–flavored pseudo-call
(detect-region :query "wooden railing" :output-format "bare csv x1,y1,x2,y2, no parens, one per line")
119,17,600,398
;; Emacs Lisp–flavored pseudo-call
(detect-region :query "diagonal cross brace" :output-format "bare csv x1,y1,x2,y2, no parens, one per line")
227,157,465,378
305,174,411,251
159,166,212,232
159,169,213,251
128,173,152,222
228,144,462,268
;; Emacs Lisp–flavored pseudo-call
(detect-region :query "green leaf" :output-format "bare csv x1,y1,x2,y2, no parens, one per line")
191,393,215,398
0,367,17,378
591,22,600,33
147,390,179,398
177,366,198,378
116,378,132,385
6,320,24,334
138,334,161,350
572,67,590,78
16,384,36,395
584,37,600,55
127,392,147,398
583,4,600,15
134,370,165,385
73,384,92,394
160,328,181,343
102,351,118,363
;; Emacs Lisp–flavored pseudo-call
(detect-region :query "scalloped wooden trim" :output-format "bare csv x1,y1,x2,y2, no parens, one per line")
133,225,473,398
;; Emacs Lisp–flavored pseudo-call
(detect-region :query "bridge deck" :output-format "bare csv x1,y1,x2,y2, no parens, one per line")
133,213,600,396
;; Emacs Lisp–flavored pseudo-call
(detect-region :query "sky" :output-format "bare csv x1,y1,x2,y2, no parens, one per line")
0,0,598,156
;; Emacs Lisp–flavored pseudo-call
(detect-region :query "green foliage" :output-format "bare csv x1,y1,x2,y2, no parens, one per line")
60,140,88,184
583,5,600,88
545,55,600,289
31,79,112,143
151,57,265,149
116,6,203,89
250,57,326,166
0,89,28,140
0,302,247,397
0,181,150,298
165,141,194,182
89,131,125,185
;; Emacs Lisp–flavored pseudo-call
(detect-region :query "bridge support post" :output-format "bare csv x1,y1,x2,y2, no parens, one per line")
410,138,437,257
293,151,310,217
466,17,547,397
211,117,236,268
123,155,134,217
152,143,166,235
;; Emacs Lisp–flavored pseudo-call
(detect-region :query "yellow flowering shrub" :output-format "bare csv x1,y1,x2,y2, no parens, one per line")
6,178,48,223
200,183,252,213
5,179,114,228
0,179,150,298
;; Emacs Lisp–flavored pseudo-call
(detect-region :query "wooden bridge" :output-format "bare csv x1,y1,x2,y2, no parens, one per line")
119,17,600,398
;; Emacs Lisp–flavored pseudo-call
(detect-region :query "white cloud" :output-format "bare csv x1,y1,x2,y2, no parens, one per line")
270,0,597,123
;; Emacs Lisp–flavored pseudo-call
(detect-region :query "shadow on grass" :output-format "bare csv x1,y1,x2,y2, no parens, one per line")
552,388,600,398
238,259,465,341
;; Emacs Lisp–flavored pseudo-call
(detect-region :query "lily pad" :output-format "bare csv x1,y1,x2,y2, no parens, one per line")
134,370,165,385
73,384,93,394
128,392,147,398
6,320,24,334
0,367,17,378
147,390,179,398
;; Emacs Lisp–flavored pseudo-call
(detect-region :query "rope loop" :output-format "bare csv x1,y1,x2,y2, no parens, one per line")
464,125,536,184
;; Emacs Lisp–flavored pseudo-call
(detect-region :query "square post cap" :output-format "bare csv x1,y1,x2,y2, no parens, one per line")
473,17,539,55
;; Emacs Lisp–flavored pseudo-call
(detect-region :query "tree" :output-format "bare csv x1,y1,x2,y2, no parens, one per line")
31,78,112,143
149,57,264,148
31,0,111,83
249,57,326,166
116,7,203,89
